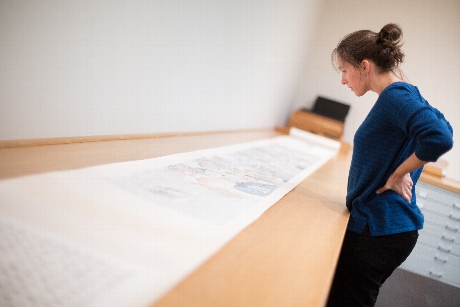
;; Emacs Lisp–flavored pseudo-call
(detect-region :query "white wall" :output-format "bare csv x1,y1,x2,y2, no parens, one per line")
1,0,459,181
0,0,321,139
294,0,460,181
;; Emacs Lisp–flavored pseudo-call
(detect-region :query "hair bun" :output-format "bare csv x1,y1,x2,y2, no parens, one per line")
331,23,405,78
377,23,403,46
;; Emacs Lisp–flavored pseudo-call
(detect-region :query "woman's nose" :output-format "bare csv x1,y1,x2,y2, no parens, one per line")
341,73,347,85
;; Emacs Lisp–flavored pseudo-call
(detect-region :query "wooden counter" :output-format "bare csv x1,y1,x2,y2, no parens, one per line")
0,129,350,307
420,172,460,195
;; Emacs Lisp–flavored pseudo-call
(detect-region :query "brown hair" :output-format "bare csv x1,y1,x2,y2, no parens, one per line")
332,23,405,79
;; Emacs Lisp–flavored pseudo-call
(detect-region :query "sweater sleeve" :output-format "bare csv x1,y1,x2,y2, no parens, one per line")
389,86,453,162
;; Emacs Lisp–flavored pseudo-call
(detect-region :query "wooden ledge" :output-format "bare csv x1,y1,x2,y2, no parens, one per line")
0,129,271,149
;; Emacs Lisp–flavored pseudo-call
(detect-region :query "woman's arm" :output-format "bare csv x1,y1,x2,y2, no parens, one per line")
375,153,427,202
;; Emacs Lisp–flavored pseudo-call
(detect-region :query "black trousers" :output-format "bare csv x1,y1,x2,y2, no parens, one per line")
326,225,418,307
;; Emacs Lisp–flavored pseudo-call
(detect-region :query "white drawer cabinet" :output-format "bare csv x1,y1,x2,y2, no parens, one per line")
411,241,460,268
401,252,460,286
417,231,460,258
418,198,460,223
400,181,460,287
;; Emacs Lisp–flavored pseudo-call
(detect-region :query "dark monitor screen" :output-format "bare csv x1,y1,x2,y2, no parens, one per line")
310,96,350,122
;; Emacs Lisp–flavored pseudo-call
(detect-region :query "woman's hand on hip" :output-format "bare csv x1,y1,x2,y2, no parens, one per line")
376,172,413,203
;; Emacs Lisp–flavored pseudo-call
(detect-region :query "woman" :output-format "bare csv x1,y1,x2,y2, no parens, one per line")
326,23,453,307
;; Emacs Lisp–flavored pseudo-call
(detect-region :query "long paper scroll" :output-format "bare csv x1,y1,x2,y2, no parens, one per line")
0,128,340,307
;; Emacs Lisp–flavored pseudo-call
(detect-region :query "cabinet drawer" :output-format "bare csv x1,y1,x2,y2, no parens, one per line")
423,220,460,237
422,210,460,229
417,182,460,209
412,241,460,267
401,252,460,287
419,199,460,222
418,232,460,257
419,222,460,249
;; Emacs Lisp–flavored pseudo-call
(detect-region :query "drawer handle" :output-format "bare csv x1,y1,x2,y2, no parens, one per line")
454,202,460,211
434,255,448,264
438,244,451,253
418,191,428,198
445,224,459,233
449,213,460,222
429,270,443,278
442,234,455,243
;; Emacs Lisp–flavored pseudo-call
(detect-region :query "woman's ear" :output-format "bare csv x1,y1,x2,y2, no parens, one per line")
361,60,370,73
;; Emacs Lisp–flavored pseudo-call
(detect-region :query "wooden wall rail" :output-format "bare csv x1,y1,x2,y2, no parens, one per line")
0,129,269,149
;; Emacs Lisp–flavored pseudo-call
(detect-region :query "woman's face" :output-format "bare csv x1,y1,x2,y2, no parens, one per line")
339,60,367,97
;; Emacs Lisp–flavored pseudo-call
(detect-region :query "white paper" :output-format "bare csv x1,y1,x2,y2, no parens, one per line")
0,131,340,306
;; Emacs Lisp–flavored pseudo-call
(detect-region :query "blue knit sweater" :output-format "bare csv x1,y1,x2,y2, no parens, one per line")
347,82,453,236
